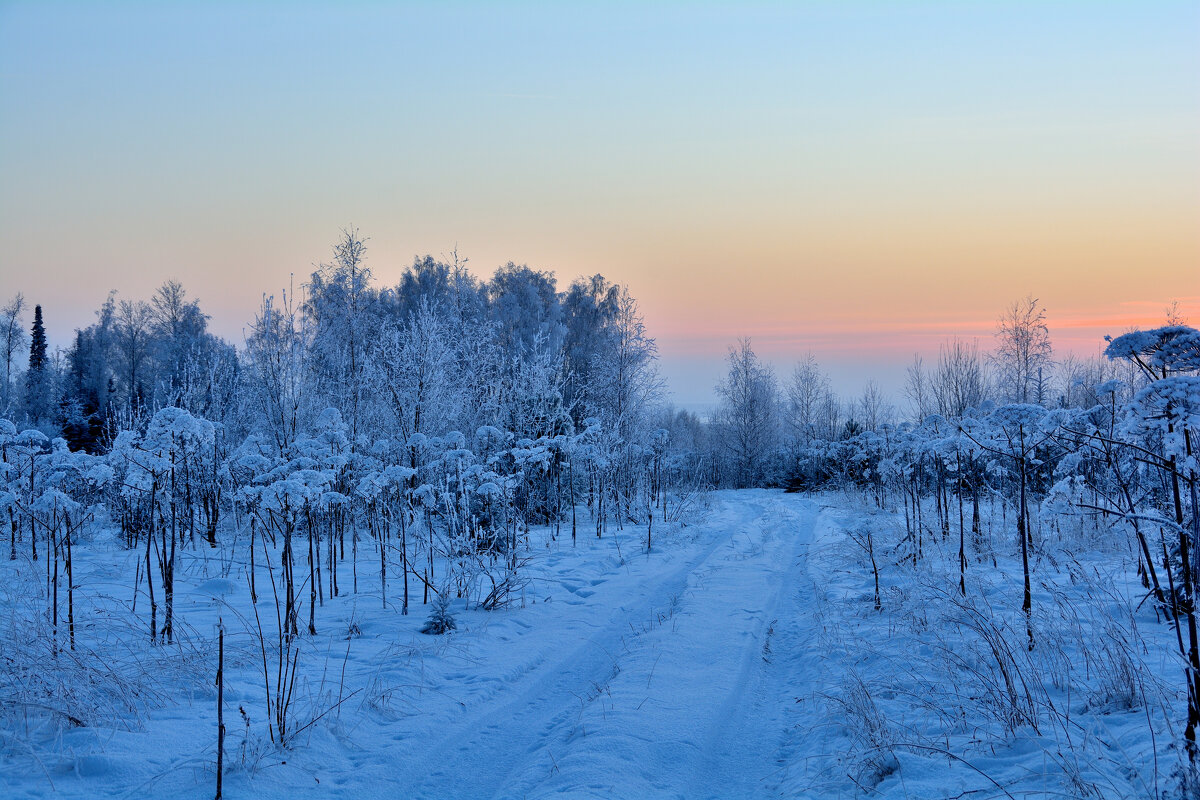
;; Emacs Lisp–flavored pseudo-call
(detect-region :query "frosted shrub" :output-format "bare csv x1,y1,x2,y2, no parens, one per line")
421,592,457,635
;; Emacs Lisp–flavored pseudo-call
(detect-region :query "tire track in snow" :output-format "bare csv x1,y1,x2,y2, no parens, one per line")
508,491,819,799
374,493,774,800
686,499,818,799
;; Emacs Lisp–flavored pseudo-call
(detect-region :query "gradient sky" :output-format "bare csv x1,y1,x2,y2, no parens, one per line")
1,1,1197,409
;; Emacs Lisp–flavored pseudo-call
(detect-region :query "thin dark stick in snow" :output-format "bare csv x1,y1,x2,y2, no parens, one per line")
308,508,318,635
249,516,257,604
50,519,57,653
65,520,74,651
132,557,141,613
957,449,966,596
146,484,157,642
399,502,409,615
216,619,224,800
328,510,336,600
379,512,387,610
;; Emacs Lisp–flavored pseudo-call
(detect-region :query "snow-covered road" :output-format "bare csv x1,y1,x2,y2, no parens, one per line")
370,491,820,799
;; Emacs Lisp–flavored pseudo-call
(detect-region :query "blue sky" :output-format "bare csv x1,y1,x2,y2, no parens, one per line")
1,1,1197,407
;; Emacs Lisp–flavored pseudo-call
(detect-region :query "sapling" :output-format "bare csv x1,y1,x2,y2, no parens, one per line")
421,591,457,635
846,525,882,611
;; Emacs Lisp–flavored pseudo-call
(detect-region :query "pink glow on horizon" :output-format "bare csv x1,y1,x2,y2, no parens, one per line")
654,300,1200,359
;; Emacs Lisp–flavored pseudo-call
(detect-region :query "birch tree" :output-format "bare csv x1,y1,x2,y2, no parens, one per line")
715,338,778,488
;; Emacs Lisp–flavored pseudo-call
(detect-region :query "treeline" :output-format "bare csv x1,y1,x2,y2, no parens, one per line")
1,251,1191,505
2,231,687,460
709,297,1168,488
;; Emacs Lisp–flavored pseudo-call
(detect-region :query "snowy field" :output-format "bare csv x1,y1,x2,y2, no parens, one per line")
1,489,1183,799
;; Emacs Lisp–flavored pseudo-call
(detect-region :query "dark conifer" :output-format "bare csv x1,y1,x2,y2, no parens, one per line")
24,304,50,424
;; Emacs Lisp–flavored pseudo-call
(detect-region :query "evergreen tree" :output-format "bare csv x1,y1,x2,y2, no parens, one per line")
24,304,53,426
61,325,113,452
28,304,45,372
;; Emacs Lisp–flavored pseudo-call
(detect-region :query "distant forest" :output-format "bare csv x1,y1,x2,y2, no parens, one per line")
0,231,1189,494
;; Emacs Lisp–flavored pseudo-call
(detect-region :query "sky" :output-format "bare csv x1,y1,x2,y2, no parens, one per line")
1,1,1197,410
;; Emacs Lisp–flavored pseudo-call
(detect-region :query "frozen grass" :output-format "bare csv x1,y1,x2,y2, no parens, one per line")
797,490,1183,799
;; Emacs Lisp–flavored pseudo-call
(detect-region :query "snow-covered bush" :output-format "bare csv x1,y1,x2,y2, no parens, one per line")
420,592,457,635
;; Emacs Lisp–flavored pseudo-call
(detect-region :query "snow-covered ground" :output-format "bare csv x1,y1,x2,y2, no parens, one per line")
1,489,1183,798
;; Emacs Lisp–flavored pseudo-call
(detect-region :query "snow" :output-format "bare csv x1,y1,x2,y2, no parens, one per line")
0,489,1183,798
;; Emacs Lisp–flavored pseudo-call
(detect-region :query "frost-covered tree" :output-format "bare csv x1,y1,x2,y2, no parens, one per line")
53,285,234,442
1122,374,1200,756
114,299,153,415
715,338,779,488
1,293,27,414
784,353,828,451
149,281,208,395
487,263,562,362
993,296,1053,405
588,286,661,442
818,386,845,443
934,337,989,418
391,254,458,322
374,298,463,457
244,289,310,454
503,329,569,440
561,275,619,425
903,355,933,425
304,228,376,448
858,380,892,433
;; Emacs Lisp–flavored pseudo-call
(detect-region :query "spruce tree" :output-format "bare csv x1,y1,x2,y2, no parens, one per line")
28,304,45,372
24,304,50,425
